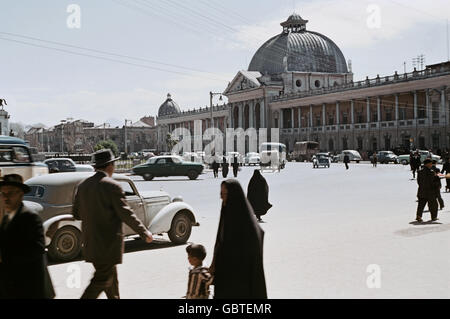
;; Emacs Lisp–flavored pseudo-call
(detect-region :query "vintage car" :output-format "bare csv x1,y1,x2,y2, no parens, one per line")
397,150,441,165
369,151,399,164
44,158,94,173
336,150,362,163
0,135,48,181
132,155,204,181
24,172,199,262
244,152,261,166
260,150,281,172
312,153,331,168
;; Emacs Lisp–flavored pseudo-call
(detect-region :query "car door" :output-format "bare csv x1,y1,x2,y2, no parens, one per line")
116,179,147,236
155,158,168,176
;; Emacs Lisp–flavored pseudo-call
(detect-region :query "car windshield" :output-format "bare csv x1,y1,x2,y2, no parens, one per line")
24,185,45,198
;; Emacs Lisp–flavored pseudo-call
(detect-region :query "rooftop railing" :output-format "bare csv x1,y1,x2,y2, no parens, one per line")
272,67,450,103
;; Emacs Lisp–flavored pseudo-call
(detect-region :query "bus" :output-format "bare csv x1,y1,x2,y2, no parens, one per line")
259,142,287,169
293,141,320,162
0,136,49,181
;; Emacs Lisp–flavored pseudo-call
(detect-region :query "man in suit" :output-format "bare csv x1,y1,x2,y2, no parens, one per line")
343,154,350,170
416,159,441,222
0,174,55,299
73,149,153,299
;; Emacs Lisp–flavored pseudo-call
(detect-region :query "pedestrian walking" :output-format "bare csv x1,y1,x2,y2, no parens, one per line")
411,151,421,179
232,155,240,178
73,149,153,299
416,159,441,222
212,157,219,178
372,152,378,167
441,157,450,192
184,244,213,299
221,156,229,178
344,154,350,170
209,179,267,299
247,169,272,222
432,160,445,210
0,174,55,299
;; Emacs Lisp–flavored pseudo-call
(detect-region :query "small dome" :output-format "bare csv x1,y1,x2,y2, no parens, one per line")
248,13,348,75
158,93,181,117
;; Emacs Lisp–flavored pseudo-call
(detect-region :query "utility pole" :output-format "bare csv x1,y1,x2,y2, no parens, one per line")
124,119,132,154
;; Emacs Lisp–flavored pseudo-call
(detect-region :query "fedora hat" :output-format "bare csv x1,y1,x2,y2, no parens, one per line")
92,149,120,168
0,174,31,193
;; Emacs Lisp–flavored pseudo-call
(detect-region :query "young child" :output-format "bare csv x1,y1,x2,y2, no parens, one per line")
185,244,213,299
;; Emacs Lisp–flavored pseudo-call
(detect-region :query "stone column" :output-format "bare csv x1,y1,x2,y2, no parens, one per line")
291,107,295,128
395,94,399,121
322,104,326,126
249,102,254,128
336,102,340,125
441,87,447,125
413,91,418,119
309,105,313,128
298,107,302,128
366,98,371,123
260,100,265,128
280,109,284,129
377,97,381,122
350,100,355,124
238,103,243,128
426,90,431,123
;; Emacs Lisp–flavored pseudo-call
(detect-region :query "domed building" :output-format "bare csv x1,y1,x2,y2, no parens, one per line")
155,13,450,155
248,13,348,75
158,93,181,117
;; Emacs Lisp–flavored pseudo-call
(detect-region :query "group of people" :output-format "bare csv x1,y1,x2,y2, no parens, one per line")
185,171,272,299
0,149,273,299
415,157,450,222
211,155,241,179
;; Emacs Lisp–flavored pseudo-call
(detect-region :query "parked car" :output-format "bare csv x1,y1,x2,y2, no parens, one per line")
0,135,49,181
260,150,281,171
336,150,362,163
244,152,261,166
23,172,199,262
312,154,331,168
132,155,204,181
369,151,398,164
226,152,244,166
397,150,441,165
44,158,94,173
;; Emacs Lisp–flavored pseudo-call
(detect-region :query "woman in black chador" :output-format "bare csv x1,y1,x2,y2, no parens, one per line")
247,169,272,222
221,156,229,178
210,179,267,299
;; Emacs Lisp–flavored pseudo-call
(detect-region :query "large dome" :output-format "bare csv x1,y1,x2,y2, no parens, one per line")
158,93,181,117
248,14,348,75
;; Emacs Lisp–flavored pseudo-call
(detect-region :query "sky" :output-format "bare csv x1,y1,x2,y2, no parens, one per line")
1,0,449,128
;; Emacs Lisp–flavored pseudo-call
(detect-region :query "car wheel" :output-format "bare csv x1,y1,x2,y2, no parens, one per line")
143,173,154,181
48,226,82,262
401,160,408,165
168,213,192,244
187,170,198,180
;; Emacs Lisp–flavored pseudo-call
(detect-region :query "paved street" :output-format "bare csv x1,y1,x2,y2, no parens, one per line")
48,162,450,299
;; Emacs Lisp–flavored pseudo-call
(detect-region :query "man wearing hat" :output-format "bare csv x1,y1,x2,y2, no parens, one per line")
0,174,55,299
416,159,441,222
73,149,153,299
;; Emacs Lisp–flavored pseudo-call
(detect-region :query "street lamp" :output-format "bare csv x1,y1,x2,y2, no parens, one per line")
210,91,223,129
124,119,132,154
60,119,67,153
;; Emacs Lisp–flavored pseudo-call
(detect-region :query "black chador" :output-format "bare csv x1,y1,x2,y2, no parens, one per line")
221,157,229,178
247,170,272,222
211,179,267,299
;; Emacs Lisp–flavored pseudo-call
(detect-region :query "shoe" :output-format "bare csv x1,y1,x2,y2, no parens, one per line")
431,218,439,222
416,217,423,222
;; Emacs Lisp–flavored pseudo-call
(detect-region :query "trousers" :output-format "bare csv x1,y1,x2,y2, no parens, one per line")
416,197,439,219
81,263,119,299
